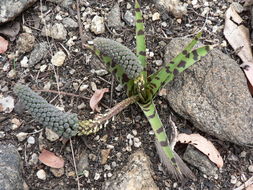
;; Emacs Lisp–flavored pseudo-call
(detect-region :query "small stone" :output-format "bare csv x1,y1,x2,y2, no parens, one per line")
124,11,135,26
55,14,63,21
77,102,85,110
16,132,28,142
79,84,89,91
132,129,137,136
154,60,163,66
23,26,32,33
50,168,64,177
11,118,21,130
17,33,35,53
51,51,66,66
7,69,16,78
248,165,253,173
94,173,100,180
62,17,78,28
45,128,60,142
28,153,38,165
107,172,112,178
3,62,10,72
43,82,51,91
230,175,237,184
104,164,111,171
90,82,97,91
77,151,89,174
83,170,89,177
192,0,198,5
91,15,105,34
27,136,35,144
20,56,29,68
101,149,111,164
95,69,108,76
72,82,79,91
152,12,160,21
0,131,5,138
40,65,47,72
29,42,48,66
115,84,123,91
37,169,46,180
107,3,123,28
133,138,142,148
67,171,75,177
126,2,131,9
239,151,247,158
42,23,67,40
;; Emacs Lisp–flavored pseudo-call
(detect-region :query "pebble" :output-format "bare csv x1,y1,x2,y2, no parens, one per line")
37,169,46,180
77,151,89,173
126,2,131,9
107,3,123,28
133,137,142,148
40,65,47,72
79,84,89,91
239,151,247,158
90,82,97,91
16,132,28,142
152,12,160,21
27,136,35,144
45,128,59,142
7,69,16,78
83,170,89,177
28,153,38,165
11,118,21,130
248,165,253,173
230,175,237,184
91,15,105,34
43,82,51,91
72,82,79,91
50,168,64,177
154,60,163,66
20,56,29,68
77,102,85,110
29,42,48,66
51,51,66,66
55,14,63,21
3,62,10,72
94,69,108,76
17,33,35,53
107,172,112,178
94,173,100,180
124,10,135,26
62,17,78,28
132,129,137,136
42,23,67,40
0,131,5,138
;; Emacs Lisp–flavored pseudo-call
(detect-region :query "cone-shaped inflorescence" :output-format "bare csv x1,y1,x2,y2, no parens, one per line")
14,84,79,138
93,37,143,79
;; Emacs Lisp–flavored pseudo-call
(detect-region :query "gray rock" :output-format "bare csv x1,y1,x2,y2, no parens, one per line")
124,10,135,26
0,0,37,24
28,42,48,66
164,37,253,146
46,0,73,8
91,15,105,35
62,17,78,28
103,150,158,190
107,3,123,28
41,23,67,40
0,143,24,190
183,145,218,176
77,151,89,174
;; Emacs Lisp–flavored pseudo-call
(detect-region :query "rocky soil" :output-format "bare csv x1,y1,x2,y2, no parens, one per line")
0,0,253,190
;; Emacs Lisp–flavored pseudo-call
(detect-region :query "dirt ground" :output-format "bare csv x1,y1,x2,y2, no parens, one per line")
0,0,253,189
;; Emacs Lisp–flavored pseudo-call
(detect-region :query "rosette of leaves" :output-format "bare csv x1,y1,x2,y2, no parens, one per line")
81,0,213,180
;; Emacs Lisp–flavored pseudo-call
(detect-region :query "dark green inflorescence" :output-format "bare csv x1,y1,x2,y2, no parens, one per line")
14,84,79,138
93,37,143,79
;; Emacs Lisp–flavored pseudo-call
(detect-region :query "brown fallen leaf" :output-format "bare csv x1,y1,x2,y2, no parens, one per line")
224,6,253,89
0,36,8,54
38,149,64,168
89,88,109,112
177,133,224,168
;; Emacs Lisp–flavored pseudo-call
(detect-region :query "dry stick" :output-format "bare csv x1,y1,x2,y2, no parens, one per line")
76,0,90,47
94,95,139,123
233,176,253,190
34,89,90,100
70,139,81,190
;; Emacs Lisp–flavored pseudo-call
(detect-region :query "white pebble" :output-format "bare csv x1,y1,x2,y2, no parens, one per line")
27,136,35,144
16,132,28,142
45,128,59,142
83,170,89,177
152,12,160,21
51,51,66,66
79,84,89,91
133,137,142,148
20,56,29,68
94,173,100,180
107,172,112,178
132,129,137,136
7,69,16,78
230,175,237,184
40,65,47,72
248,165,253,173
37,169,47,180
0,131,5,138
91,15,105,34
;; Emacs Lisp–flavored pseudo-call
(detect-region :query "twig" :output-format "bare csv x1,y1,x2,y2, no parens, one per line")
70,139,81,190
34,89,90,100
110,75,114,107
76,0,90,47
233,176,253,190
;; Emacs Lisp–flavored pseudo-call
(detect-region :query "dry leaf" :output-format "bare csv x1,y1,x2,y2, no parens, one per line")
246,184,253,190
224,6,253,88
39,149,64,168
0,36,8,54
177,133,224,168
89,88,109,112
0,95,15,113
